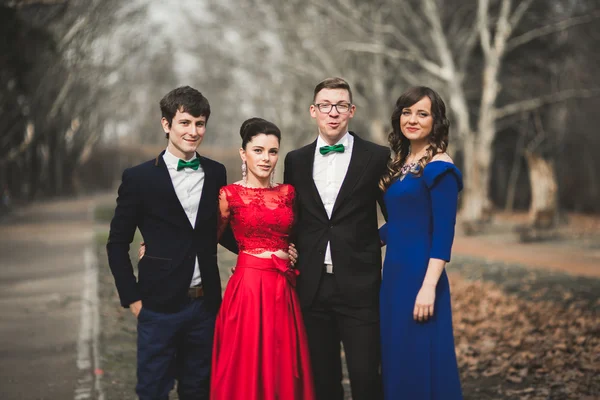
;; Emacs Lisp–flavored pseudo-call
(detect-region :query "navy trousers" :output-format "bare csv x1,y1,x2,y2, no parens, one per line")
136,298,215,400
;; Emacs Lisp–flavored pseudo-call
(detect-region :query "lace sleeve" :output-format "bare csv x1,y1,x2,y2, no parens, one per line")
217,187,231,241
286,185,298,243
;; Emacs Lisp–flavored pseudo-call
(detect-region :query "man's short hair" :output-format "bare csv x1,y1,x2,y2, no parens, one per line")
313,77,353,103
160,86,211,128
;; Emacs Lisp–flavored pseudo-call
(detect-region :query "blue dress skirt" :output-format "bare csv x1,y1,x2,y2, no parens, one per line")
379,161,463,400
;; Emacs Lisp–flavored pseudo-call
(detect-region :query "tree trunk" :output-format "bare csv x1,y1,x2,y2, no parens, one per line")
461,57,500,223
505,130,526,212
461,138,494,225
447,80,471,152
524,151,558,229
369,118,387,145
369,11,388,145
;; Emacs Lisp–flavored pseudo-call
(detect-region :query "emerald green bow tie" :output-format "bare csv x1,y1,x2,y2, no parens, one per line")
177,158,200,171
319,143,345,155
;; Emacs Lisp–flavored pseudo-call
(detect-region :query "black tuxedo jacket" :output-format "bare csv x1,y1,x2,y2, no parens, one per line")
106,152,236,314
284,132,390,309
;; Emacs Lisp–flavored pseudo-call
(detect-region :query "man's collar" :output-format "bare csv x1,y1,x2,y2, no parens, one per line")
163,148,197,169
316,132,350,150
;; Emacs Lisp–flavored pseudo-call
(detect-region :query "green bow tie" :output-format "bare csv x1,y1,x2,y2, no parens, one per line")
177,158,200,171
319,143,345,155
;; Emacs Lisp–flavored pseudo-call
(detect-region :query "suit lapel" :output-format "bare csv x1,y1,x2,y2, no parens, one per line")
299,141,329,220
331,133,371,217
153,152,193,229
194,155,216,227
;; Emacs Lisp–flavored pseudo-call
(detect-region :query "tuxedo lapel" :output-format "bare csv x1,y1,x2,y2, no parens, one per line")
153,153,193,229
298,141,328,220
194,155,216,226
331,134,371,217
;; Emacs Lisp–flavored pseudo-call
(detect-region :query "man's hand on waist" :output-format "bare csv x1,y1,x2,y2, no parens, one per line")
130,300,142,318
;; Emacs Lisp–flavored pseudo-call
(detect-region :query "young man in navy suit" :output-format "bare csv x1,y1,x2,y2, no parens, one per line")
106,86,235,400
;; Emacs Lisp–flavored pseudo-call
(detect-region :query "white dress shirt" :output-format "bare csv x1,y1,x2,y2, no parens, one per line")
313,132,353,268
163,149,204,287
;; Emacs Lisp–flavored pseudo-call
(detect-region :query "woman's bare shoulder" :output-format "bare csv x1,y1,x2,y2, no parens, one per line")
431,152,454,164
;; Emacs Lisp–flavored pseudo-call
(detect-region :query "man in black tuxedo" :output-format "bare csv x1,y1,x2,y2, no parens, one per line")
284,77,390,400
106,86,236,400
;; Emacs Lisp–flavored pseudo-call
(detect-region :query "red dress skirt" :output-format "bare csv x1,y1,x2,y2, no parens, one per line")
210,253,315,400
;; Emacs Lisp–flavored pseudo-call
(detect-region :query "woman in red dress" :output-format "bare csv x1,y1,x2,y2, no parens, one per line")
210,118,315,400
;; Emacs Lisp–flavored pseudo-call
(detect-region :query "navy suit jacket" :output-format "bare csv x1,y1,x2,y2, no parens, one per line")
106,151,236,314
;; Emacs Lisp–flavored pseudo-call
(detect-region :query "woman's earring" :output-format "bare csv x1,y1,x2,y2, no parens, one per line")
270,167,275,187
241,161,247,184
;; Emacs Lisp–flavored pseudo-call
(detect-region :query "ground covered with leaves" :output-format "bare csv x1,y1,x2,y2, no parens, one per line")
95,235,599,400
451,256,599,400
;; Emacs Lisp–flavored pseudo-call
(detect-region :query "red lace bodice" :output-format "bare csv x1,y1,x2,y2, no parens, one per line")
218,183,295,254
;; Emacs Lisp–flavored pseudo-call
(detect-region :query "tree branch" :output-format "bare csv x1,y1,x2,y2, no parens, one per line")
59,16,87,50
279,59,326,82
494,88,600,119
308,0,369,38
9,0,67,6
0,122,35,165
478,0,492,56
508,0,535,30
397,0,430,40
506,9,600,52
421,0,457,81
48,74,74,120
339,41,449,80
458,20,481,74
493,0,513,52
381,24,426,59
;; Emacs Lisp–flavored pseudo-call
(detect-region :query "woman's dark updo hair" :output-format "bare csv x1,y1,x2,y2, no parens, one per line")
240,117,282,149
379,87,450,191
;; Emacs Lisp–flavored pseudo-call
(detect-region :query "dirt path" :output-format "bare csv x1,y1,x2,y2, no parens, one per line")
0,196,102,400
453,234,600,278
3,196,598,400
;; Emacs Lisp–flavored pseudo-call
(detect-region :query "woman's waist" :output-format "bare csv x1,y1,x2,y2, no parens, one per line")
238,248,289,259
238,250,289,263
235,252,298,285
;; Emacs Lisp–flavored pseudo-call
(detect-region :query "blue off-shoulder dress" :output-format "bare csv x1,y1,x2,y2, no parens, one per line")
379,161,463,400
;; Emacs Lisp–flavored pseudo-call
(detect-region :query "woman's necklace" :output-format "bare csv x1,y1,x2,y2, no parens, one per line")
400,148,428,179
400,161,417,176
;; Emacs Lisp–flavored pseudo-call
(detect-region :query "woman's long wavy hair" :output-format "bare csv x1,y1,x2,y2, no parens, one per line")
379,87,450,191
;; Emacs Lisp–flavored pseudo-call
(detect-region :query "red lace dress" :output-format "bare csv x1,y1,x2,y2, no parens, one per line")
210,183,315,400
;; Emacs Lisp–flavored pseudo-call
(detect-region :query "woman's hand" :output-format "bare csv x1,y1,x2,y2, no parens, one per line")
288,243,298,267
413,284,436,322
138,242,146,260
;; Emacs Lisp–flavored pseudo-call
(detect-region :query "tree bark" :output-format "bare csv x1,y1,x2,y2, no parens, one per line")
462,138,494,223
524,151,558,228
505,130,526,212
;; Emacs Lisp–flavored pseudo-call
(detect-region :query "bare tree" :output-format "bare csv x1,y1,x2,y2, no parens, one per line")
315,0,599,223
1,0,148,200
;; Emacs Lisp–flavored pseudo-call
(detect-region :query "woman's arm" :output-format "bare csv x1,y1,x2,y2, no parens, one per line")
379,223,388,247
413,168,460,322
217,187,231,242
287,185,299,265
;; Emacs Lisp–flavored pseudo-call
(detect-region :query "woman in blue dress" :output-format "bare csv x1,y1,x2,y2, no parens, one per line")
378,87,463,399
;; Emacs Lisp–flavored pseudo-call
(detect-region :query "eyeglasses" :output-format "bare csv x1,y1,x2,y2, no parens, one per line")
313,102,352,114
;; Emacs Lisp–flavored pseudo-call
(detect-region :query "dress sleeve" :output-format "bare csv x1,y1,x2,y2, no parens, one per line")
424,164,462,262
217,186,231,241
379,223,388,246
